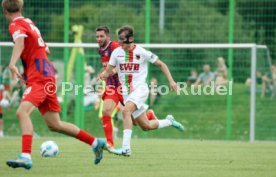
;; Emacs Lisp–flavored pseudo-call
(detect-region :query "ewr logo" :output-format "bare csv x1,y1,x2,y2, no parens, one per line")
120,63,140,73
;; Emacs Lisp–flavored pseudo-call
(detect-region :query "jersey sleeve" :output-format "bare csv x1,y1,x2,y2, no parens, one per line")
8,23,28,42
110,41,121,51
109,50,117,66
142,48,158,63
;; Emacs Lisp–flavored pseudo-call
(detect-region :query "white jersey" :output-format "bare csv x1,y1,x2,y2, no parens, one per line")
109,45,158,95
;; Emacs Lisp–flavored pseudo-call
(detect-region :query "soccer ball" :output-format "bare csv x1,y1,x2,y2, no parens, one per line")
40,141,59,157
0,98,10,108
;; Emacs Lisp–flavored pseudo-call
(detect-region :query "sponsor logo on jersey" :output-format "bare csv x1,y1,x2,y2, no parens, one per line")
119,63,140,73
136,54,140,60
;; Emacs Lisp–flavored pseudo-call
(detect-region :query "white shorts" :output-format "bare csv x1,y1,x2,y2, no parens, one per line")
123,85,149,119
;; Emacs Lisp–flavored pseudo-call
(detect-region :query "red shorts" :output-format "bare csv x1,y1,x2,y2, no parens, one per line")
102,86,124,105
22,82,61,115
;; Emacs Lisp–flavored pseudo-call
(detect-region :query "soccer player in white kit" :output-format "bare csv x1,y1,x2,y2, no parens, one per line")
99,26,184,156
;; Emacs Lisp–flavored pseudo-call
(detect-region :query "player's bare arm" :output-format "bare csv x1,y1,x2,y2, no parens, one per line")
98,64,116,80
46,46,50,55
9,37,24,80
153,59,178,92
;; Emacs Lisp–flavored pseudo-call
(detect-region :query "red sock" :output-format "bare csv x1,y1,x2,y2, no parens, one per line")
76,129,95,145
102,116,114,146
22,134,32,153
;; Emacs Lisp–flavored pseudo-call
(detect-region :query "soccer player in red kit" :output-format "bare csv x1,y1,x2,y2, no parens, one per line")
96,26,157,149
96,26,123,149
2,0,106,169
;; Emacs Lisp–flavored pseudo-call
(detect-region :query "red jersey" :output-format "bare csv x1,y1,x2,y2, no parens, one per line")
98,41,121,87
8,17,55,84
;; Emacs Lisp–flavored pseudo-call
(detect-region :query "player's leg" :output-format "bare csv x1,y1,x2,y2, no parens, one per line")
6,101,35,169
135,113,159,130
135,112,184,131
109,101,136,156
102,98,117,148
42,111,105,165
121,101,136,149
41,89,107,165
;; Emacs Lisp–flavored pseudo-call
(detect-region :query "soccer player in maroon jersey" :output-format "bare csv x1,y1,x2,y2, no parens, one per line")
96,26,157,149
2,0,106,169
96,26,123,150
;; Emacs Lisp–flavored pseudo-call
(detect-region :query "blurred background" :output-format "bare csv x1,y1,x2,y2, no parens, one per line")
0,0,275,141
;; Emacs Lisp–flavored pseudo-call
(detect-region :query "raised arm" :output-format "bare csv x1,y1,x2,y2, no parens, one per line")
153,59,178,92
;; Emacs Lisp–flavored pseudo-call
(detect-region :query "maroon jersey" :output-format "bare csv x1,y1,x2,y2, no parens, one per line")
8,17,55,84
98,41,121,87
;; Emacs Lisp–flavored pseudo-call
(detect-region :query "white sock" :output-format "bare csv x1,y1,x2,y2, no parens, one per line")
21,153,31,160
122,129,132,149
158,119,172,129
92,138,98,148
0,131,3,137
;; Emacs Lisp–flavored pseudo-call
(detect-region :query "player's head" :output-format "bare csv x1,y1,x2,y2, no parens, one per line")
118,26,134,50
2,0,23,21
95,26,110,47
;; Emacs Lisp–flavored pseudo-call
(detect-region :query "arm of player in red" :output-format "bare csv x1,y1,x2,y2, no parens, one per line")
9,37,25,83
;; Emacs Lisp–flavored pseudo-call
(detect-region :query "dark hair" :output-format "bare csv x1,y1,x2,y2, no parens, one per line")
118,26,134,36
95,26,110,34
2,0,23,13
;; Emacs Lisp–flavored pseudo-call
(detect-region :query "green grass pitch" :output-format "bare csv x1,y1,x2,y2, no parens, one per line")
1,138,276,177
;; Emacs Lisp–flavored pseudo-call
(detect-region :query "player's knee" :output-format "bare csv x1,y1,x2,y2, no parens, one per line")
102,107,113,116
122,109,132,119
140,124,151,131
16,110,21,118
16,109,26,119
47,122,62,132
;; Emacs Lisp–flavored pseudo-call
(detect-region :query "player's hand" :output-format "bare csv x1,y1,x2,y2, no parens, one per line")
9,65,25,85
9,65,21,80
97,72,106,81
170,81,178,92
111,68,117,76
97,73,103,81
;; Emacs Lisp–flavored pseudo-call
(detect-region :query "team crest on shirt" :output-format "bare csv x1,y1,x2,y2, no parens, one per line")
104,51,109,57
119,62,140,73
136,54,140,60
